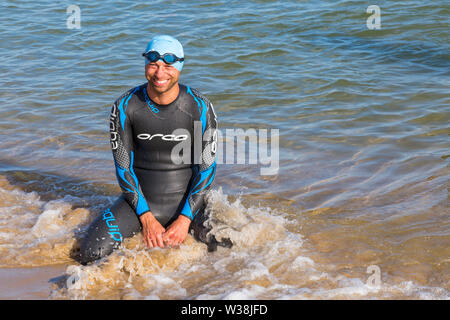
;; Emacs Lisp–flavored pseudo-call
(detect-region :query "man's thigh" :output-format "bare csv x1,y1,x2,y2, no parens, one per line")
78,195,141,264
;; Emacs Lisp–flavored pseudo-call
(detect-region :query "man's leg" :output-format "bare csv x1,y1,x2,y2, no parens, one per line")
77,195,141,265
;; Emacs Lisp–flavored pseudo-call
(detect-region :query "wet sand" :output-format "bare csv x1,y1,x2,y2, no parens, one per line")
0,265,67,299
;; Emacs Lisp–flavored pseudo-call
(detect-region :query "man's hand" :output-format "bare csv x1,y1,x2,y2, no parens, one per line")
162,215,191,247
139,211,166,248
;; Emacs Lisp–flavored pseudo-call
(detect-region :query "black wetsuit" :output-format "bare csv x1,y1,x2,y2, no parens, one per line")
78,83,230,265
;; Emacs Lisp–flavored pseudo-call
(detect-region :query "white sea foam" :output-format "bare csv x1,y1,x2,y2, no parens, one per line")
48,188,449,300
0,176,92,267
2,180,447,300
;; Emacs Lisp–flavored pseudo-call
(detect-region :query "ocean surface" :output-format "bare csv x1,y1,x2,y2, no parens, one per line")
0,0,448,299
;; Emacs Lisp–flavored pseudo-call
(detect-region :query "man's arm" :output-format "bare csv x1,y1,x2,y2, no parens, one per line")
110,90,166,247
162,90,218,246
180,91,217,221
110,90,150,215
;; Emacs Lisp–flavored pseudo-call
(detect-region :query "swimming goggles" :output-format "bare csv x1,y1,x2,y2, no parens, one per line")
142,51,185,65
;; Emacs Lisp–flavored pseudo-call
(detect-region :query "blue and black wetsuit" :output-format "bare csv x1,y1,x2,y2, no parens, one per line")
78,83,231,265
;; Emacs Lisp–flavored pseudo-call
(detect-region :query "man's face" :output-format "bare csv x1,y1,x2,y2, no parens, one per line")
145,60,180,95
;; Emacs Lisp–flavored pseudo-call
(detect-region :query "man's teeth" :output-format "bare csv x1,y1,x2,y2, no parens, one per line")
155,80,168,84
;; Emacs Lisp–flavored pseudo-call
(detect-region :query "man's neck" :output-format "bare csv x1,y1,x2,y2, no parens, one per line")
146,83,180,105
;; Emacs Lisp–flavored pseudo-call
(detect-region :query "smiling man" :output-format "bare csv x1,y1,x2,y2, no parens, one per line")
78,35,232,265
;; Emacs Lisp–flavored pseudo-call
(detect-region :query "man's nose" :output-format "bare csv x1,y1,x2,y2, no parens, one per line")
155,61,166,77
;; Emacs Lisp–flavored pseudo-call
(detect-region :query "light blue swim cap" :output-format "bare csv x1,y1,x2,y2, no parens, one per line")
143,35,184,72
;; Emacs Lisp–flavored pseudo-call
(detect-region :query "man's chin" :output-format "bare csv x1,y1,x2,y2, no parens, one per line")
150,81,172,93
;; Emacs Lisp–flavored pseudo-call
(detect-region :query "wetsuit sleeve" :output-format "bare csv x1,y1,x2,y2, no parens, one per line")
109,93,151,216
180,97,218,221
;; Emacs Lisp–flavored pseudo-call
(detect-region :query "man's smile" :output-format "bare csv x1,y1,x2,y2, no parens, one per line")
153,78,169,86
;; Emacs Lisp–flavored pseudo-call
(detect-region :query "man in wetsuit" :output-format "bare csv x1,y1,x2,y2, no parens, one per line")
78,35,231,265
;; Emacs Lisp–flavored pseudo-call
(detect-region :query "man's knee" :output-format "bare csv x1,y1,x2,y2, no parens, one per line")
77,243,110,265
75,206,125,265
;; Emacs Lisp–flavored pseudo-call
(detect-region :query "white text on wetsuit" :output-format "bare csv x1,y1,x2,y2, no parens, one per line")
110,102,118,150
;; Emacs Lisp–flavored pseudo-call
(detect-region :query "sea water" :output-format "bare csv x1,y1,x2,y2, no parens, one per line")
0,0,448,299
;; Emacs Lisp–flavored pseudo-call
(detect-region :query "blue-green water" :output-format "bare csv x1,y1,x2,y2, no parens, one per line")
0,1,448,299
